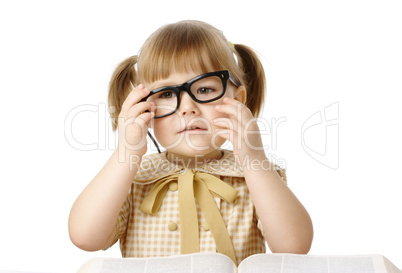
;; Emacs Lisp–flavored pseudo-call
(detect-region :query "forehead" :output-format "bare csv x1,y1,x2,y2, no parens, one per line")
142,55,218,90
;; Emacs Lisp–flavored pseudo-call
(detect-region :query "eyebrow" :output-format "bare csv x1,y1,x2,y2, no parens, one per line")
147,69,210,91
148,75,196,91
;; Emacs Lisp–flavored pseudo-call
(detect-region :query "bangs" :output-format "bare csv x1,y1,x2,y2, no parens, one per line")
137,21,239,85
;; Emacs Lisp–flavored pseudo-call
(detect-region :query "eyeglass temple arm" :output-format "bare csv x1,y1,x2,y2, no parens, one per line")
147,131,161,153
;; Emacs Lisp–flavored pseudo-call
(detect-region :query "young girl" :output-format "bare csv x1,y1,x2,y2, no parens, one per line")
68,20,313,265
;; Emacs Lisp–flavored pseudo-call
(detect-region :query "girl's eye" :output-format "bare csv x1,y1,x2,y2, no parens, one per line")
197,87,215,94
159,91,176,99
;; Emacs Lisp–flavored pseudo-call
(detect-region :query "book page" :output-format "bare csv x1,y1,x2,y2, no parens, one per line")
192,253,236,273
238,254,401,273
383,257,402,273
77,253,236,273
238,254,283,273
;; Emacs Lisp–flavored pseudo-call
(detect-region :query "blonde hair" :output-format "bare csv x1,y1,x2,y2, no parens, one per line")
108,20,266,131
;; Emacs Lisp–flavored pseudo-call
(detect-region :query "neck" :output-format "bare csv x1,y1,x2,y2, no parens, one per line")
166,150,223,168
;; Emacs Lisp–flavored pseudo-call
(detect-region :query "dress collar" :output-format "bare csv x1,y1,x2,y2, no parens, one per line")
134,149,244,184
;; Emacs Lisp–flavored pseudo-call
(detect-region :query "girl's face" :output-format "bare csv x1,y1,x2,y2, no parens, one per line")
146,70,245,161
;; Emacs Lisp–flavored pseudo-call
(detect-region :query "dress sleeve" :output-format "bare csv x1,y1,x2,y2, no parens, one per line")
274,164,287,185
102,188,131,250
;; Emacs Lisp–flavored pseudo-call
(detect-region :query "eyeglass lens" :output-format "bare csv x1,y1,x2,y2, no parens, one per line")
145,75,224,118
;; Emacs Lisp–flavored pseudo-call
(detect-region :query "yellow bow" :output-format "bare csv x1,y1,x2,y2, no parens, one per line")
140,170,238,264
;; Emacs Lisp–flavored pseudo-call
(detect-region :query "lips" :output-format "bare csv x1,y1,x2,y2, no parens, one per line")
183,126,202,131
178,123,208,133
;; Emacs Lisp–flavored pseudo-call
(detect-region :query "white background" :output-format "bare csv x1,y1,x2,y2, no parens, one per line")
1,1,401,272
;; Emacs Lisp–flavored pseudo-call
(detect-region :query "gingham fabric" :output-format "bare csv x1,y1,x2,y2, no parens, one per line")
106,149,287,265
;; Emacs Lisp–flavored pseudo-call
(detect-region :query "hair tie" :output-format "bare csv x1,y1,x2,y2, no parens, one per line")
228,41,235,52
228,41,238,65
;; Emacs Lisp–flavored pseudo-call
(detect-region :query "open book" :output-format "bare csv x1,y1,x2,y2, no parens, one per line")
77,252,401,273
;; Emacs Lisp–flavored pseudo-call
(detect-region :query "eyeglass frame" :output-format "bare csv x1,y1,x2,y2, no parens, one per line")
141,70,240,119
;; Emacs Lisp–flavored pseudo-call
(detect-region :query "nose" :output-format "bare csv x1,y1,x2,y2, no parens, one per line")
178,92,199,116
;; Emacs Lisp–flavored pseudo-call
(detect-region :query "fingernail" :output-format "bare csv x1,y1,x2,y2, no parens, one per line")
215,105,221,110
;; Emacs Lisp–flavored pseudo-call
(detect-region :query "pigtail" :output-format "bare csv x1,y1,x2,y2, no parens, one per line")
108,55,139,131
234,44,266,117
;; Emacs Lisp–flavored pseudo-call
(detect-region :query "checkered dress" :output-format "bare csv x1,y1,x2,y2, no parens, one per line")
105,149,287,265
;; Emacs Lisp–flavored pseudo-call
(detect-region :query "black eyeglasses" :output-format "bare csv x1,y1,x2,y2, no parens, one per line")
141,70,239,119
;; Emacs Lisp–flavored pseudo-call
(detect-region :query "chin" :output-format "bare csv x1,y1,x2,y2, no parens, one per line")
184,138,225,152
156,134,226,155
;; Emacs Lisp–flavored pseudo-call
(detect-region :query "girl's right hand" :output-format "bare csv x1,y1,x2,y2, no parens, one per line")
117,84,155,158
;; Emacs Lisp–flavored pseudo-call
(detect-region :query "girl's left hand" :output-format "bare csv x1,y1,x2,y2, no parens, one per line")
212,97,266,166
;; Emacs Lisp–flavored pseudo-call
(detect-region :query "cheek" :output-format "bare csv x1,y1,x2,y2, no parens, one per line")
152,120,167,141
152,118,181,146
210,106,230,121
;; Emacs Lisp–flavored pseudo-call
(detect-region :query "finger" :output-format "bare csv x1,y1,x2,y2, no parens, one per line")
214,128,236,144
215,100,243,117
215,99,254,127
120,84,151,116
121,84,150,114
211,117,240,134
134,111,155,128
126,101,156,119
119,111,154,135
